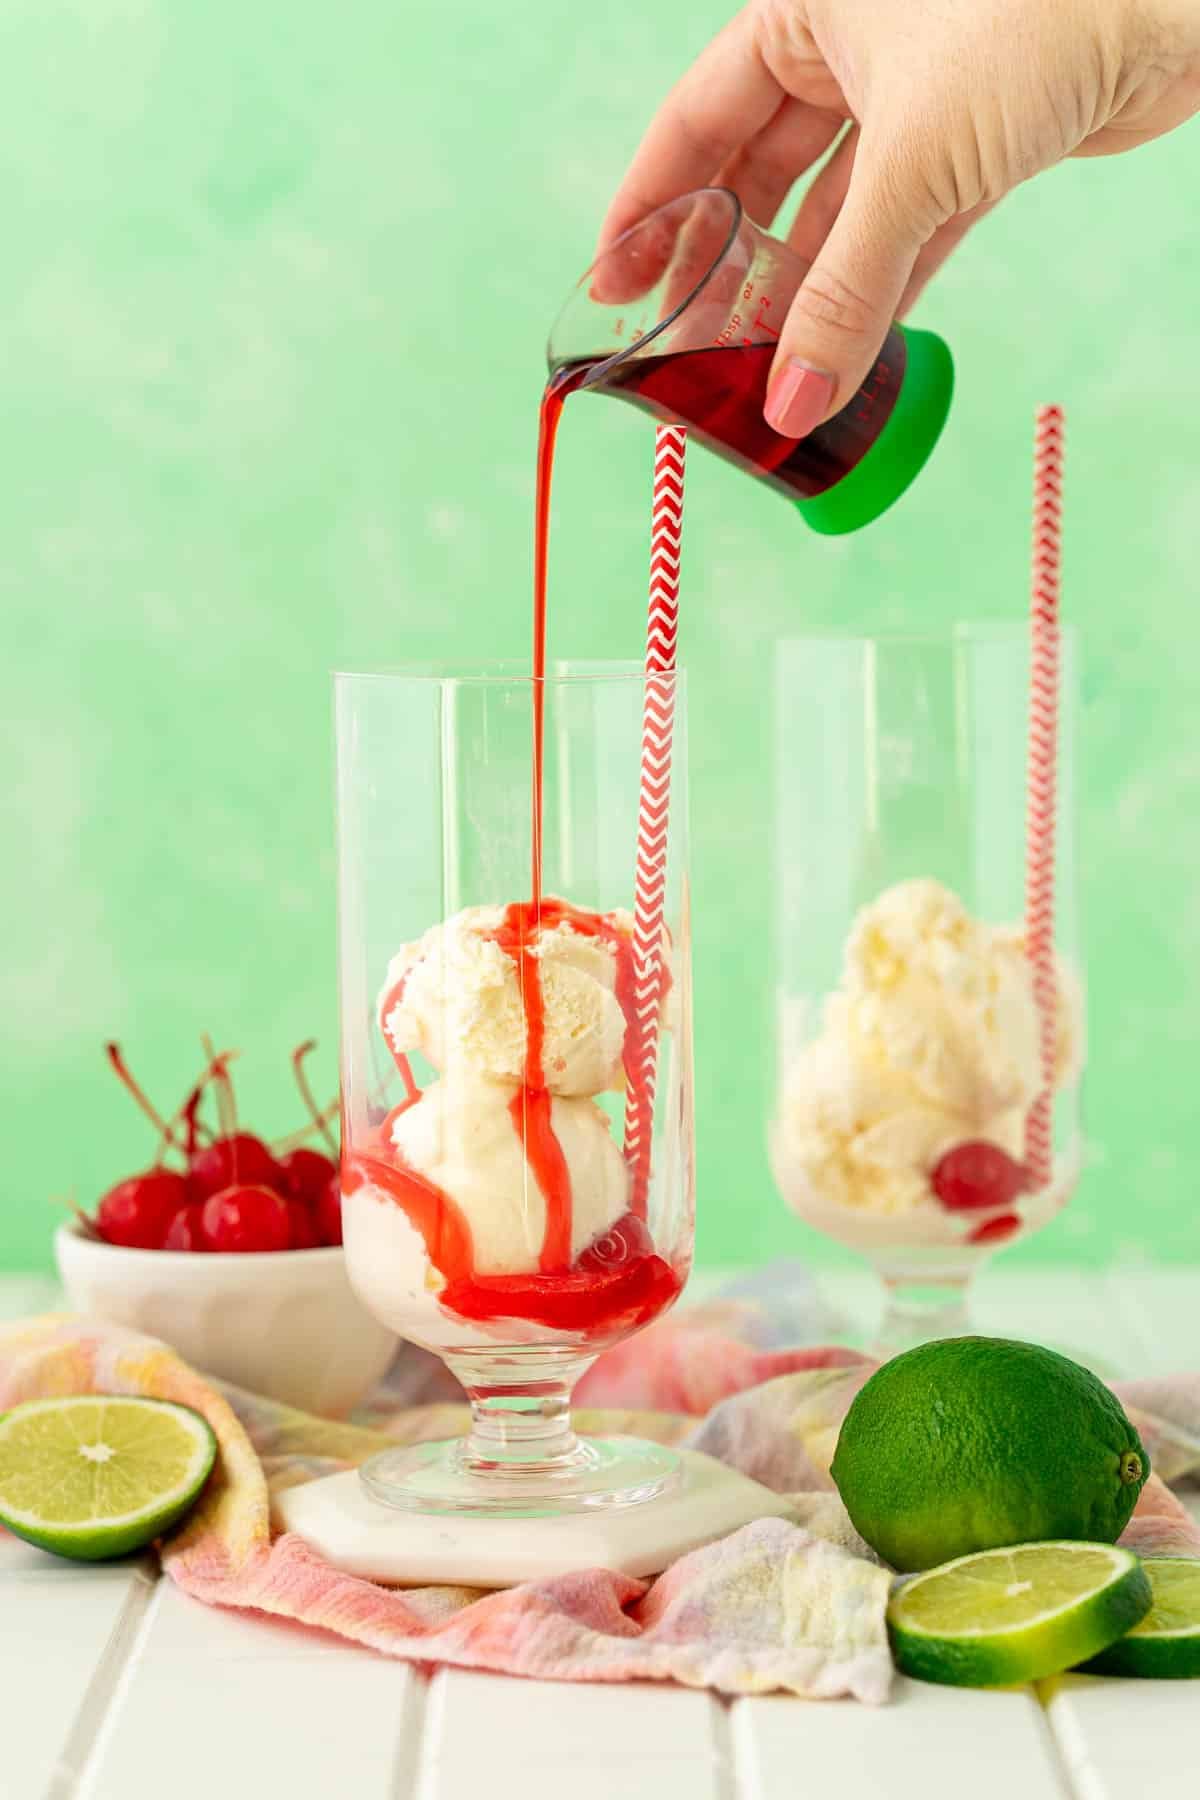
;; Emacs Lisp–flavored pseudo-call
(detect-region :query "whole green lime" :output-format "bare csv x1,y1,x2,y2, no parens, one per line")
831,1337,1149,1572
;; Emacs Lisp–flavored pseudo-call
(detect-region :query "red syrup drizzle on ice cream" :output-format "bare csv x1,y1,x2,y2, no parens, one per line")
348,898,681,1336
490,897,641,1277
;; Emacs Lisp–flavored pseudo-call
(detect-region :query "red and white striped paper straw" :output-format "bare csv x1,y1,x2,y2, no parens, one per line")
1023,404,1064,1189
624,424,686,1215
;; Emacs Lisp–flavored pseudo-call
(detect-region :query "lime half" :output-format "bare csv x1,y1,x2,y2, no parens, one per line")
888,1541,1151,1687
0,1396,217,1561
1080,1558,1200,1678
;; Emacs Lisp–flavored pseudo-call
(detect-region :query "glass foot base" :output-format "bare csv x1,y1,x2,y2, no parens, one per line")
359,1435,681,1518
864,1270,1125,1377
869,1272,972,1361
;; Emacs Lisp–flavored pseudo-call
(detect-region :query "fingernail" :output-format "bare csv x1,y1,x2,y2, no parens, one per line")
764,360,837,438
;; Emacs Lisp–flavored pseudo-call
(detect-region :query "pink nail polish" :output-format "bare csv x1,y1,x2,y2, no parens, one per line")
764,360,837,439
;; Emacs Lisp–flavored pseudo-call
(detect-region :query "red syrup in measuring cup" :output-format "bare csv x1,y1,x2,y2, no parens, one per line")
530,331,910,854
549,332,907,503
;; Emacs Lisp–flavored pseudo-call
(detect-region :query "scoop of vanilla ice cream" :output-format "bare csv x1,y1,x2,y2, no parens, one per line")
772,996,979,1216
842,879,1044,1120
773,879,1081,1219
390,1075,628,1275
379,903,644,1097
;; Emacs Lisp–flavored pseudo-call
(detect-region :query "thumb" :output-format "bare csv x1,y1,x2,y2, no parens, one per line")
764,154,925,438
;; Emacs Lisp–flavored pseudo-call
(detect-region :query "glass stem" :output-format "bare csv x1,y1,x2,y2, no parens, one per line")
872,1272,972,1360
445,1353,594,1476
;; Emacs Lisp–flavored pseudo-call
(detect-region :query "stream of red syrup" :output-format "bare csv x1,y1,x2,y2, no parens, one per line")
345,372,682,1339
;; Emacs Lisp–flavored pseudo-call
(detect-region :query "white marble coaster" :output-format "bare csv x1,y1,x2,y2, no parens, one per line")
273,1450,795,1588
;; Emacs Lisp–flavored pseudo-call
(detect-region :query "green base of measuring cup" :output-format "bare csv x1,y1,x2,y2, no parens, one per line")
795,327,954,536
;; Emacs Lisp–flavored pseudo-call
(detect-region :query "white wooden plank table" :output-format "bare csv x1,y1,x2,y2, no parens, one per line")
1,1269,1196,1800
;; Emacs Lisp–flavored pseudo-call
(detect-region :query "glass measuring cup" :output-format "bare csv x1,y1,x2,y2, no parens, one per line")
547,187,953,536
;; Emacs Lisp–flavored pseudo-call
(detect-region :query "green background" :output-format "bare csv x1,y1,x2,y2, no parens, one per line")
4,0,1198,1274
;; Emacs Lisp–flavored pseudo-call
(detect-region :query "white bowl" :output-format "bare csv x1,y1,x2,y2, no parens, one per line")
54,1223,398,1418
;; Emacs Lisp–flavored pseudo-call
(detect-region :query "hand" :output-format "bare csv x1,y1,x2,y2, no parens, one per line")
599,0,1200,435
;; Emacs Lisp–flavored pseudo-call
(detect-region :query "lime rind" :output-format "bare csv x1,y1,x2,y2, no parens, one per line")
888,1541,1152,1687
0,1396,217,1562
1079,1558,1200,1678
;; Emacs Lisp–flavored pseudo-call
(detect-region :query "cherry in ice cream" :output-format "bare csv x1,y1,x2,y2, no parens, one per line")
931,1140,1028,1214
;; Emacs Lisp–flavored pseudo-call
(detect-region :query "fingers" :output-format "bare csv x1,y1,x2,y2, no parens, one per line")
717,98,845,230
764,144,927,436
598,11,780,253
594,94,845,313
784,124,860,269
896,203,994,317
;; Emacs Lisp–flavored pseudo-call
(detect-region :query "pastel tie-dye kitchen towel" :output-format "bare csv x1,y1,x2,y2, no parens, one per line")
1,1304,1197,1704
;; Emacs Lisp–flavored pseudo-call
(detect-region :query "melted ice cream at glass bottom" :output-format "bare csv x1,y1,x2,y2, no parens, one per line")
772,879,1082,1249
343,898,684,1348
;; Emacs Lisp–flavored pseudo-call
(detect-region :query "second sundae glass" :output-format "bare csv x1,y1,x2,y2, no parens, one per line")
335,667,693,1514
770,629,1084,1352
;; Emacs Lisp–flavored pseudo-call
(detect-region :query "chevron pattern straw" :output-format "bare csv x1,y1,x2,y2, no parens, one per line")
1024,404,1063,1190
624,425,686,1214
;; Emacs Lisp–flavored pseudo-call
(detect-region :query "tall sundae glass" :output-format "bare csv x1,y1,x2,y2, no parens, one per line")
771,629,1084,1353
335,666,693,1514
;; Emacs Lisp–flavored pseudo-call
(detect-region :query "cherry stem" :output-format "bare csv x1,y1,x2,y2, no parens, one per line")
272,1100,339,1156
182,1083,206,1159
179,1045,238,1157
290,1040,338,1155
48,1190,102,1238
163,1078,214,1152
105,1042,182,1162
68,1201,103,1239
201,1034,238,1138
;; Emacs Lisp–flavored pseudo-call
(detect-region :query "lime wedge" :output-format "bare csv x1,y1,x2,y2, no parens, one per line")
1080,1558,1200,1678
0,1396,217,1561
888,1541,1151,1686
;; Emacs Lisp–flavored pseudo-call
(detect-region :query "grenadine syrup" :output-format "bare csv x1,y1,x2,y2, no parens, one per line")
553,335,905,504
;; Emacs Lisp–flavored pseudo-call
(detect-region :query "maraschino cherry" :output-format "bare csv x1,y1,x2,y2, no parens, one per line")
189,1132,282,1201
284,1198,320,1250
97,1170,190,1249
201,1185,291,1254
931,1140,1028,1213
277,1146,337,1204
579,1212,655,1270
163,1202,210,1252
90,1037,340,1253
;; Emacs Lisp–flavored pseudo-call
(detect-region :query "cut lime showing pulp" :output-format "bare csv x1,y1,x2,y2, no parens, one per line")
1080,1558,1200,1678
888,1541,1151,1687
0,1396,217,1561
